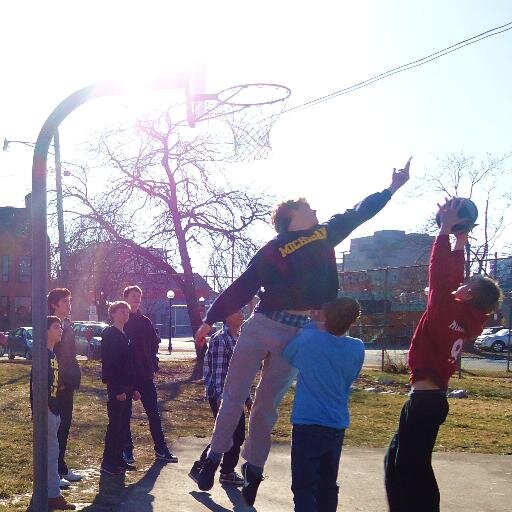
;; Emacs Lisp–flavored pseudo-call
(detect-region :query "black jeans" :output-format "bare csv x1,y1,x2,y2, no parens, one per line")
384,390,449,512
102,391,133,468
125,379,166,453
199,397,246,474
56,387,74,475
291,424,345,512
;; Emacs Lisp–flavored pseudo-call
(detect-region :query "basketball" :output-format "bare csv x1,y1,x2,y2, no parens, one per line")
435,198,478,233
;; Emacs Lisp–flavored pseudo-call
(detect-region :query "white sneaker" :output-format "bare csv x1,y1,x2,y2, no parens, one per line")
59,478,71,489
61,469,82,482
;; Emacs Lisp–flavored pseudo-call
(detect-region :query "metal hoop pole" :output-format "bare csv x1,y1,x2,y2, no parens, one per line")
31,75,187,512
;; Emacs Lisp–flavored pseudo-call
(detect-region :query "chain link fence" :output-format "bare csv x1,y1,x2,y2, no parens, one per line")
339,256,512,374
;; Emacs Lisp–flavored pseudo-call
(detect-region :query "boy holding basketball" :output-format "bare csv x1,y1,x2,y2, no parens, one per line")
384,198,503,512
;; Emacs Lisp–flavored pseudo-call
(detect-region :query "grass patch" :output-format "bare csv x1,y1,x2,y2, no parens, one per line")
0,360,511,510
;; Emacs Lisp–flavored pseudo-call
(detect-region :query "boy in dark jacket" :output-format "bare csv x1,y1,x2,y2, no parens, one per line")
195,159,410,504
30,316,76,510
47,288,82,483
100,301,141,475
384,198,503,512
122,285,177,464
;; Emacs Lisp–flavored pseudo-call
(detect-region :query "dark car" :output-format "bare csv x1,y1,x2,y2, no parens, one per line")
7,327,33,360
73,321,108,360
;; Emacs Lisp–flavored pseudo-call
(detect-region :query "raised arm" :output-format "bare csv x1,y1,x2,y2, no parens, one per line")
327,157,411,246
430,199,469,297
195,255,263,345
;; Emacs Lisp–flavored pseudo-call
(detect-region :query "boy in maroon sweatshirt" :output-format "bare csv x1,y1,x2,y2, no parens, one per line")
384,198,503,512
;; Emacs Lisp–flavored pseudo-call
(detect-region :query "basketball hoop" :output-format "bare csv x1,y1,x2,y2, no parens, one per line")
191,83,291,162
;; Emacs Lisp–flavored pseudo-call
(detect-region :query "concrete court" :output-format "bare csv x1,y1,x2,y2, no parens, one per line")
113,437,511,512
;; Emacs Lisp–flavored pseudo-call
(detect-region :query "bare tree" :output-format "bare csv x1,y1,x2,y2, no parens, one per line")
63,108,271,355
417,152,511,275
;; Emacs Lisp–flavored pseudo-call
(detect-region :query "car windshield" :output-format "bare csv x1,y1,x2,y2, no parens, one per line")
26,329,33,339
93,325,106,336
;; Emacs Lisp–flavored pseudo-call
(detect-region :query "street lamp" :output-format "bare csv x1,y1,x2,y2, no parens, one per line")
30,74,188,511
167,290,175,353
198,296,206,318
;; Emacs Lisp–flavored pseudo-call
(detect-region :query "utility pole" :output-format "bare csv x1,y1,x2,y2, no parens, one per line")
53,129,68,287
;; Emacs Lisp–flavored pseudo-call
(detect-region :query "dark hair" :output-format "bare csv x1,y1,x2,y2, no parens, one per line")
467,275,503,314
47,315,61,330
323,298,361,336
272,198,308,233
123,285,142,298
47,288,71,314
108,300,130,319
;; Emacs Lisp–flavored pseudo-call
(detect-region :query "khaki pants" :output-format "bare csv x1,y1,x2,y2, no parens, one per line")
210,313,299,468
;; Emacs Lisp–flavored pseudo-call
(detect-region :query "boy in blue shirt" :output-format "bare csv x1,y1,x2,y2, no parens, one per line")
283,298,364,512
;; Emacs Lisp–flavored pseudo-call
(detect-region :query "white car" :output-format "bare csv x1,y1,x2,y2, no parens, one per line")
474,328,512,353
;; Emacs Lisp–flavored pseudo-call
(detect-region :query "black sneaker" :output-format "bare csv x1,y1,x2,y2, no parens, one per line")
155,447,178,463
122,448,135,464
241,462,264,506
100,465,122,475
118,461,137,471
197,458,220,491
188,460,204,483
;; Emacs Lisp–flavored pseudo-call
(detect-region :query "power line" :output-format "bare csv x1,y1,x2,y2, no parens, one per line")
283,20,512,115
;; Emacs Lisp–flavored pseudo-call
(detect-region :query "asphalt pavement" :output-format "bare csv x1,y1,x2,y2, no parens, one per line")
89,437,512,512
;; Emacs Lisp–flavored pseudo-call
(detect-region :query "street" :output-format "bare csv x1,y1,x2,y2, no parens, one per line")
156,339,511,372
2,338,509,373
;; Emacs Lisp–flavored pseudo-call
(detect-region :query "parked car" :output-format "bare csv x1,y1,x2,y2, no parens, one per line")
0,331,8,357
474,328,512,353
7,327,33,360
479,326,504,337
73,321,108,360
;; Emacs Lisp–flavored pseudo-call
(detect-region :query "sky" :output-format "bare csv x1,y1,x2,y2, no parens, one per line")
1,0,512,268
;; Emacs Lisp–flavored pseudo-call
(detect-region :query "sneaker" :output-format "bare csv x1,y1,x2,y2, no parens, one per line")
219,471,244,486
241,462,264,506
59,478,70,489
60,469,82,482
123,447,135,464
197,457,220,491
100,465,123,475
118,461,137,471
48,494,76,510
155,447,178,463
188,460,204,483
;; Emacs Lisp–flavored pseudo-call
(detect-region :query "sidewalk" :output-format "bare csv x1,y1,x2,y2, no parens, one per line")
84,437,511,512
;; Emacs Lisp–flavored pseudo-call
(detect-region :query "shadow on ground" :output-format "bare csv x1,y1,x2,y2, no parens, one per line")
79,461,165,512
190,485,255,512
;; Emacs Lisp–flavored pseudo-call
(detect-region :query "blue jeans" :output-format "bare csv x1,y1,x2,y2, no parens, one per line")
125,379,166,453
384,390,449,512
291,424,345,512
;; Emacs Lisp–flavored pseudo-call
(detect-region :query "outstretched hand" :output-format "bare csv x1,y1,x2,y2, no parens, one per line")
437,197,470,235
194,322,212,347
389,157,412,194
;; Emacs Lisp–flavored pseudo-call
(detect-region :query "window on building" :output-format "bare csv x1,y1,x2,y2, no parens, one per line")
1,255,9,282
0,296,9,330
18,256,31,283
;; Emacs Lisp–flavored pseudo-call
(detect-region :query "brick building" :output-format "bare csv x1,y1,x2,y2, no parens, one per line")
0,195,32,330
66,242,215,336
